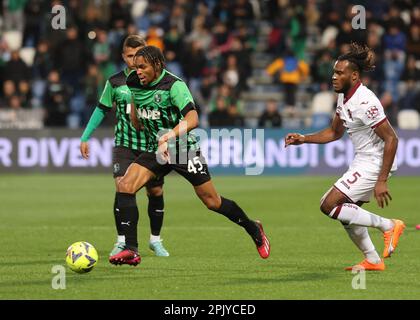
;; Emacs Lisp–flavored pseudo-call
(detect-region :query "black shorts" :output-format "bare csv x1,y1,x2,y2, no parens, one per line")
112,146,164,188
134,149,211,186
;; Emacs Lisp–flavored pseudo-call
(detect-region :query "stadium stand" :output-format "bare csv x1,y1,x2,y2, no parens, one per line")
0,0,419,129
397,109,420,129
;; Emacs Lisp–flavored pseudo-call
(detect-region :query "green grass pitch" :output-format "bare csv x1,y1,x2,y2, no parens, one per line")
1,174,419,299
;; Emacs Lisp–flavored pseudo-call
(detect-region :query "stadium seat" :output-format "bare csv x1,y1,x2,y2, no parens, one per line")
397,110,420,130
321,26,339,47
311,91,335,114
311,113,331,128
19,47,36,66
310,91,334,128
3,30,22,50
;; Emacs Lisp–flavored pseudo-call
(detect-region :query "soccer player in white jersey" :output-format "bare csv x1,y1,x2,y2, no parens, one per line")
285,43,405,271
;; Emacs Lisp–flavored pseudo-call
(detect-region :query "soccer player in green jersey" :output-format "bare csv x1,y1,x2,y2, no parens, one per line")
80,36,170,259
108,45,270,266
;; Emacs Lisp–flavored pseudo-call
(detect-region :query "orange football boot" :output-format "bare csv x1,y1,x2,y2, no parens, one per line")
345,259,385,271
383,219,406,258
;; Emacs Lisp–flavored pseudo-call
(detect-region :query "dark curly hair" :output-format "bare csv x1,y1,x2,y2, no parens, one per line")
134,45,165,73
337,42,375,73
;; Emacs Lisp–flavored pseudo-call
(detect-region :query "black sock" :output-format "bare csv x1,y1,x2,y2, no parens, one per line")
214,197,262,246
113,193,123,237
148,194,164,236
116,192,139,250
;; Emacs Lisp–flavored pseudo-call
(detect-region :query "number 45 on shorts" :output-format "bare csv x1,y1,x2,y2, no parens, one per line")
188,156,204,174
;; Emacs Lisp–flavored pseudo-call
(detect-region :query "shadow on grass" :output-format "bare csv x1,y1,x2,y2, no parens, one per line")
0,259,63,267
220,271,335,285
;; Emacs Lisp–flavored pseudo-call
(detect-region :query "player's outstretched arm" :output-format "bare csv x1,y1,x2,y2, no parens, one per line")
175,109,199,135
285,114,345,147
80,142,89,159
80,107,108,159
157,110,199,163
373,119,399,208
159,110,199,144
284,133,305,147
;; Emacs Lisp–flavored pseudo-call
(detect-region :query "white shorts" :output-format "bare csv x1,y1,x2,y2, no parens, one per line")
333,168,381,203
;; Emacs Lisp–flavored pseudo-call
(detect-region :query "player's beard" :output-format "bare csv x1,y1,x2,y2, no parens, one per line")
335,80,352,94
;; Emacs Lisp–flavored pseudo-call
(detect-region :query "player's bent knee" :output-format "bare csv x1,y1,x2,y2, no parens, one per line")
118,180,137,194
147,186,163,197
320,203,332,216
204,200,218,211
203,197,221,211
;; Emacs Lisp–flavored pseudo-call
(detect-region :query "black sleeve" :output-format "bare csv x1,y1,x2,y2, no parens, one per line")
181,101,196,117
97,103,112,112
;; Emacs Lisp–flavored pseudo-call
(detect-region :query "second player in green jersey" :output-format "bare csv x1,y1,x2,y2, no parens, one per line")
80,35,170,260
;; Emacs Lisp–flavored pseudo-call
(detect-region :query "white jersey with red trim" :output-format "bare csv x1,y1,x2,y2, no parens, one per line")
335,82,397,173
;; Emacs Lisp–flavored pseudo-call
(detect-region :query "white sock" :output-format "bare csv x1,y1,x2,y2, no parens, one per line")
117,235,125,243
150,235,161,243
330,203,393,232
343,224,381,264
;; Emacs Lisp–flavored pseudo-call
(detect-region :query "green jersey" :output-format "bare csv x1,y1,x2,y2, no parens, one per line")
99,68,147,150
126,69,199,153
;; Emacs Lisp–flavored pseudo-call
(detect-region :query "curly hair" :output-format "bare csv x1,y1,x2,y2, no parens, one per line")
134,45,165,73
337,42,375,73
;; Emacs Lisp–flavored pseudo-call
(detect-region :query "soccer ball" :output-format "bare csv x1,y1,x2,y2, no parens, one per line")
66,241,98,273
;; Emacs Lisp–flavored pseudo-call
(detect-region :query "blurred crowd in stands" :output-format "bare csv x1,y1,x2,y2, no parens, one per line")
0,0,419,129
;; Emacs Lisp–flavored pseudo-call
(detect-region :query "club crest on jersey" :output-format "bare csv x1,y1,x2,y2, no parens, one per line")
154,93,162,103
366,106,379,120
137,108,161,120
113,163,120,174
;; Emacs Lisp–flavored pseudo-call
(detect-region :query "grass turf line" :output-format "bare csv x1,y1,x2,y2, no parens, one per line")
0,174,419,299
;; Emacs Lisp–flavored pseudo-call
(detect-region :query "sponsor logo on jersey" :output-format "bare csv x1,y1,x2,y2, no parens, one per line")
366,106,379,120
137,108,161,120
154,93,162,103
119,89,130,95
